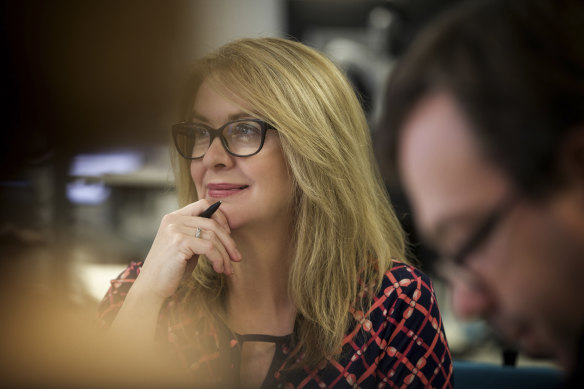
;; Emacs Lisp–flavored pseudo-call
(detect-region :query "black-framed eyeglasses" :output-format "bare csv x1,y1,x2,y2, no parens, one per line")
447,195,517,268
435,196,517,287
172,118,275,159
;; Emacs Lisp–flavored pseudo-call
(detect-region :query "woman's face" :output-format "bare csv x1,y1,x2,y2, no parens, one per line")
190,78,294,231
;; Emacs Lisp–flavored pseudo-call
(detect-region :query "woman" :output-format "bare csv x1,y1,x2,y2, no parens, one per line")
98,37,453,388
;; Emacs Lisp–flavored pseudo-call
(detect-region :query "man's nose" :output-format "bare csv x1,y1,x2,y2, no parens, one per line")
450,278,493,321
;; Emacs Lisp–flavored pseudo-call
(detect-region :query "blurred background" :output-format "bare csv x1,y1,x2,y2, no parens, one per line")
0,1,554,384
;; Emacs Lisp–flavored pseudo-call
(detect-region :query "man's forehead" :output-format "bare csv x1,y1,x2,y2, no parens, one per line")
397,93,510,235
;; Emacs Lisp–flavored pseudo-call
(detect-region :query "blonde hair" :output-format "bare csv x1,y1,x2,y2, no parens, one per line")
171,37,407,367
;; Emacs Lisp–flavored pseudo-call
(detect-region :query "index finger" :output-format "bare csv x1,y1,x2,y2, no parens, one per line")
209,207,230,234
199,201,222,218
175,199,213,217
175,200,230,233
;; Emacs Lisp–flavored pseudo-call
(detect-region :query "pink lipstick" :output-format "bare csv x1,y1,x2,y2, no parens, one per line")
207,183,249,198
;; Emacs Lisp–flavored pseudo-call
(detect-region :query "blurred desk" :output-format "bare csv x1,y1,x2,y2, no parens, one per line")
453,360,563,389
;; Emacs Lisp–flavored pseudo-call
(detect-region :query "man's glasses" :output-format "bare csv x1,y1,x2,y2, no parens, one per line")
450,196,517,267
172,118,274,159
436,196,517,284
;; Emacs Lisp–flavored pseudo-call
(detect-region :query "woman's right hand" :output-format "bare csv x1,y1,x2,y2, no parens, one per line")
135,199,242,300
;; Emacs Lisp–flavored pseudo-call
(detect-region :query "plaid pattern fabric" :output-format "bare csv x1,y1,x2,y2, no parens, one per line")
98,261,453,388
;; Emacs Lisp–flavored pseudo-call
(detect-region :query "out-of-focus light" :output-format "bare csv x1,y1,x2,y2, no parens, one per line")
66,180,111,205
69,152,142,177
76,263,127,301
369,6,393,30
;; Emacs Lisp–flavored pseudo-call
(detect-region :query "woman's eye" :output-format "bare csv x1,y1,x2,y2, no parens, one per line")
228,123,262,142
235,123,260,135
193,126,209,137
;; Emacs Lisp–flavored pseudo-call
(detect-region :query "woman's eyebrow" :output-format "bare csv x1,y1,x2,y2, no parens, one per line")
189,111,256,123
190,112,208,122
228,112,257,121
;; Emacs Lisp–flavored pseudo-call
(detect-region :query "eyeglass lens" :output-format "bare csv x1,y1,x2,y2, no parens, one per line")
433,196,516,288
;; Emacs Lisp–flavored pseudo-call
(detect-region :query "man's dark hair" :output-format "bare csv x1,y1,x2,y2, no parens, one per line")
378,0,584,198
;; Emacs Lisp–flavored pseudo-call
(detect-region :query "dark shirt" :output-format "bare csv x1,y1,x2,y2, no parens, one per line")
563,331,584,389
98,260,453,388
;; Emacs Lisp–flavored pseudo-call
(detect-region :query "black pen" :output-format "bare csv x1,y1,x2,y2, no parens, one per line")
199,201,222,218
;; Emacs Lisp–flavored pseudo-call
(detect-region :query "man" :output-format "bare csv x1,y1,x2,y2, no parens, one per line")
377,0,584,385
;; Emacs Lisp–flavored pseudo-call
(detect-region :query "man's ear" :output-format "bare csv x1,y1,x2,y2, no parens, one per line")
558,125,584,195
551,127,584,238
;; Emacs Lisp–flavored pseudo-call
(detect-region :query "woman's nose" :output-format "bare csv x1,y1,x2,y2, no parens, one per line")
202,137,233,168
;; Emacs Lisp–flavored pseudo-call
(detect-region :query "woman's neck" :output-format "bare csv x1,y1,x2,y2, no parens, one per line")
225,223,296,336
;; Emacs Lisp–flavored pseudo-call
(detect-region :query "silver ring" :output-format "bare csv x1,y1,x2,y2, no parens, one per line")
195,227,201,239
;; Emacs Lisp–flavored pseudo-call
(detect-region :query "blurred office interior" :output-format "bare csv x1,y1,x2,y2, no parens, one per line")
0,0,557,380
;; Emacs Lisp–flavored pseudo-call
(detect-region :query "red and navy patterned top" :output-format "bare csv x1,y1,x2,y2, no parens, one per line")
97,261,453,388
